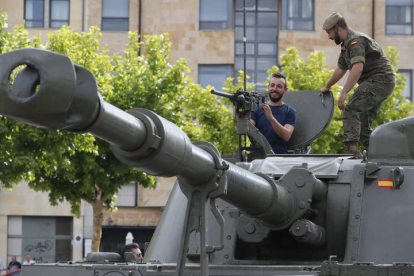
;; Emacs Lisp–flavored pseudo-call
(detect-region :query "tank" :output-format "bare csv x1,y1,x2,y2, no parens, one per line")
1,48,414,276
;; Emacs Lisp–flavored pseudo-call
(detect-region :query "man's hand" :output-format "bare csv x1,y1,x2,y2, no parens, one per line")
260,103,294,142
319,87,330,95
338,91,347,110
338,62,363,110
262,103,274,121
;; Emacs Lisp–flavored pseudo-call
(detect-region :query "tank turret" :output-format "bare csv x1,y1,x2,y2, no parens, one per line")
1,49,414,276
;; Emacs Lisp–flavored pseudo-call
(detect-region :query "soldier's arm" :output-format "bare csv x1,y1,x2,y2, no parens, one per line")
338,62,363,110
342,62,363,95
337,38,366,110
319,67,346,94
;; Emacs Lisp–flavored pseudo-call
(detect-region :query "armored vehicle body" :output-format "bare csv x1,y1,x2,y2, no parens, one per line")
0,49,413,276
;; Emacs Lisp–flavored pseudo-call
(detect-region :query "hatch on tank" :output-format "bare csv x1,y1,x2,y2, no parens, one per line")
283,90,335,151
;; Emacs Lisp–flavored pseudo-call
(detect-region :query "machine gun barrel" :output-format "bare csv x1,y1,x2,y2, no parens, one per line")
210,89,236,100
0,49,324,228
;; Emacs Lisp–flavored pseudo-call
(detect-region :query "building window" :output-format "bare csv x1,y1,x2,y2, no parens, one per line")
199,0,232,30
198,65,232,90
100,226,155,255
281,0,314,31
115,182,138,207
8,216,73,263
399,69,413,101
386,0,413,35
50,0,70,28
25,0,44,28
234,0,278,90
102,0,129,31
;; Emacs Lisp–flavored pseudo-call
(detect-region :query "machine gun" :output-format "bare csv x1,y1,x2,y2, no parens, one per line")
211,89,274,159
210,89,266,117
1,49,414,276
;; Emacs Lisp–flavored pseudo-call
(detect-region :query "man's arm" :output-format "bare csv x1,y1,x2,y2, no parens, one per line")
262,104,294,141
250,111,257,126
337,62,363,110
319,67,347,94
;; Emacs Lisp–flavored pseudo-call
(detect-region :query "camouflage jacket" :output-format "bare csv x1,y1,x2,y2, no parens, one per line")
337,28,394,84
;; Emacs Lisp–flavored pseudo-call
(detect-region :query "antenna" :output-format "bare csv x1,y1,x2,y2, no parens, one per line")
242,0,247,150
243,0,247,92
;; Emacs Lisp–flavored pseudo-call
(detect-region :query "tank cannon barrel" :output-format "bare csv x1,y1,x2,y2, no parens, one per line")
0,48,148,151
0,49,325,228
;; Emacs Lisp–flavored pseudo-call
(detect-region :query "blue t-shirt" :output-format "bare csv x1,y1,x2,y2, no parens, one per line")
250,104,297,154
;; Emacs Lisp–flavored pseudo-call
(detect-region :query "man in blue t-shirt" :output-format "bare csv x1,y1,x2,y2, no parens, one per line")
250,72,297,154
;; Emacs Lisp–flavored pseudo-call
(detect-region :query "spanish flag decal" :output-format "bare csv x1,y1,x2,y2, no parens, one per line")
378,179,393,189
351,41,358,45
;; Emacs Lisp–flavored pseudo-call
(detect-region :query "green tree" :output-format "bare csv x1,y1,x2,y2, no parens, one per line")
267,47,413,154
374,47,413,127
0,12,235,252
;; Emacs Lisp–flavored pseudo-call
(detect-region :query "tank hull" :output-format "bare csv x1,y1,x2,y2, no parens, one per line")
21,262,414,276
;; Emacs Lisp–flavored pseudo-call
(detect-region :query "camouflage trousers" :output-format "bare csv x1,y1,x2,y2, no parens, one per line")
343,74,395,148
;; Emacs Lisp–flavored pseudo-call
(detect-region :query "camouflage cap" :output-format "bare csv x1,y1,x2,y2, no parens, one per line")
322,12,342,30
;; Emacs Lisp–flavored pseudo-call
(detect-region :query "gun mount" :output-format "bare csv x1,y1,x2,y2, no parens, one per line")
211,88,275,156
1,49,414,276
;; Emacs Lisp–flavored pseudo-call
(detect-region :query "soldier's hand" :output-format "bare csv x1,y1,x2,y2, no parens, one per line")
338,92,347,110
319,87,330,95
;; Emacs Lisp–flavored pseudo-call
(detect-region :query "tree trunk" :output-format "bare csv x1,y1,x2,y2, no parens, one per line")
90,187,106,252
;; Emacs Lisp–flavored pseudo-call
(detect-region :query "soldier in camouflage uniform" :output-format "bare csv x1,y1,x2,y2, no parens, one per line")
319,12,395,158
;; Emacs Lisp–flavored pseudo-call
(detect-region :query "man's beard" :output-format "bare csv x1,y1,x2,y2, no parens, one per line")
334,30,341,45
269,92,283,103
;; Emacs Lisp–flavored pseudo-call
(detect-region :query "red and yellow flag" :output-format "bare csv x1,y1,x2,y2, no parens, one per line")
378,179,393,189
